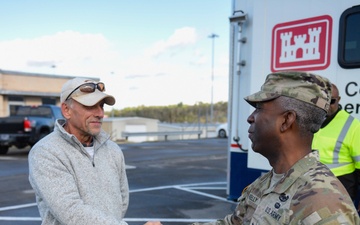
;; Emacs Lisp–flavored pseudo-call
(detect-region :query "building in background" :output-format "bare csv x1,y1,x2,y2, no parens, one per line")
0,70,82,117
0,69,217,144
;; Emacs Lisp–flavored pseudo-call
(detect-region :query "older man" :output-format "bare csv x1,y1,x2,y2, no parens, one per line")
29,78,128,225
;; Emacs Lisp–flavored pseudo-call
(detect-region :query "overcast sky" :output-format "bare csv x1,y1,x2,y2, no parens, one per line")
0,1,232,110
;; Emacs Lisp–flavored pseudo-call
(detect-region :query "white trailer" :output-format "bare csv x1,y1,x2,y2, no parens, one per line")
227,0,360,200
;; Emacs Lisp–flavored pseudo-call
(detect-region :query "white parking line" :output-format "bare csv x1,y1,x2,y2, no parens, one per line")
0,216,216,223
0,182,232,222
175,186,233,202
130,181,227,193
125,164,136,169
190,187,226,190
0,156,19,160
0,216,41,221
0,202,37,212
124,218,217,223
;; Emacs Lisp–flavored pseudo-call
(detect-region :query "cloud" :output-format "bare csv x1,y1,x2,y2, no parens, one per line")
189,48,207,66
27,60,57,68
154,72,167,77
125,74,150,79
0,28,229,110
144,27,198,57
0,31,120,76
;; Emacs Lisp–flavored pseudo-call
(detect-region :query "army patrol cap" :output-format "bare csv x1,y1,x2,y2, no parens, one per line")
244,71,332,112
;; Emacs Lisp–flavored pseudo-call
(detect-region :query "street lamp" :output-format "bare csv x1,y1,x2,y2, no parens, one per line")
208,33,219,124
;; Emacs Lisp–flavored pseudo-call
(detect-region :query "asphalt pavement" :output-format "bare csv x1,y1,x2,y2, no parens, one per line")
0,138,237,225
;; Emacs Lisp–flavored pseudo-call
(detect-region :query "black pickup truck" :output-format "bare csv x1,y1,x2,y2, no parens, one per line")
0,105,63,154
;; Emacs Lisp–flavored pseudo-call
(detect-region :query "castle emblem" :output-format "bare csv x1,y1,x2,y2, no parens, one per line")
271,15,332,72
280,27,322,63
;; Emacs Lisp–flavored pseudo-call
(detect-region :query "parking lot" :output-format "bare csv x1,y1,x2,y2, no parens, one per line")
0,138,237,225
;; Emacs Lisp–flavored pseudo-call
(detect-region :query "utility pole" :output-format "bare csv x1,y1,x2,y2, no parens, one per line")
208,33,219,124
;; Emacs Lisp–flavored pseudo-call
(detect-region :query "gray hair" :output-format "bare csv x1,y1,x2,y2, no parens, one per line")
277,96,326,136
64,98,74,108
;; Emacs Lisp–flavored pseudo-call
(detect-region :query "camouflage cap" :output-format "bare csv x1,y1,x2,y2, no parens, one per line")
244,71,332,112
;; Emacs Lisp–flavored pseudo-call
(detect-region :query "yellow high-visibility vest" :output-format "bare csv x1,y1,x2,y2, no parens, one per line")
312,110,360,176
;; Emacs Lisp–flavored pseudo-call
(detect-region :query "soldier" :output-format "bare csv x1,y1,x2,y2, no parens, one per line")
192,71,360,224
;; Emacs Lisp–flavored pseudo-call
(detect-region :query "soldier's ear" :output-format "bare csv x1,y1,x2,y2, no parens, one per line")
280,110,296,132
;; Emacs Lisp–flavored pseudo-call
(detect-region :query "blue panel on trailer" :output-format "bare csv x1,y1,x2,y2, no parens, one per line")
228,152,268,200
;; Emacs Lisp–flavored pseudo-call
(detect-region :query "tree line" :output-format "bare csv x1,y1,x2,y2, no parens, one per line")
106,101,228,124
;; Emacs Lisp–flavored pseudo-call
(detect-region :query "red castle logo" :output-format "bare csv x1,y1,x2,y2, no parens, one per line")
271,15,332,72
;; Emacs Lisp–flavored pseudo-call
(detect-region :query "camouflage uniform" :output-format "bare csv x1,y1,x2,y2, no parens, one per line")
193,151,359,225
192,72,360,225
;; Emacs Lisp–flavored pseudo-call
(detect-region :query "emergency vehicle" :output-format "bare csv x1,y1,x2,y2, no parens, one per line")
227,0,360,200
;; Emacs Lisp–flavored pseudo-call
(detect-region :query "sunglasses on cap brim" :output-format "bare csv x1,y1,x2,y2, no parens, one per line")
65,82,105,101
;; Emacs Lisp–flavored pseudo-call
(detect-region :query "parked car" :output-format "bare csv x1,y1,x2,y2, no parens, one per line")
0,104,63,154
216,123,228,138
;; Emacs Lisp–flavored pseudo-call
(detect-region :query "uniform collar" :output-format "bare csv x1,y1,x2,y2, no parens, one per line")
269,151,318,194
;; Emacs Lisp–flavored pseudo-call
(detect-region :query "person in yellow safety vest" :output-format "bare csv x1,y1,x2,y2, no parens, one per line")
312,83,360,211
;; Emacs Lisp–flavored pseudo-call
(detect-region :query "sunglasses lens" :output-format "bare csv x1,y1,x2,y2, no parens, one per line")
97,83,105,92
79,83,96,93
330,99,336,104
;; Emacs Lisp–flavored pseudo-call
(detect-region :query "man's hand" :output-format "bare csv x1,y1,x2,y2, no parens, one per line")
144,221,162,225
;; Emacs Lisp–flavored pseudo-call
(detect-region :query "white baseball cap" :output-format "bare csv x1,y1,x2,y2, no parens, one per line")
60,77,115,106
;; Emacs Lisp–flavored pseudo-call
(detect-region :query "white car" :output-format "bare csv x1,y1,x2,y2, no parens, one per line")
216,123,228,138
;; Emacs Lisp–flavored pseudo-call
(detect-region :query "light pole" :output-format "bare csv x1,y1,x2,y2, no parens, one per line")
208,33,219,124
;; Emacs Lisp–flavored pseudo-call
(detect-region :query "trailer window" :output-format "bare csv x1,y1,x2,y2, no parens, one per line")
338,5,360,68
